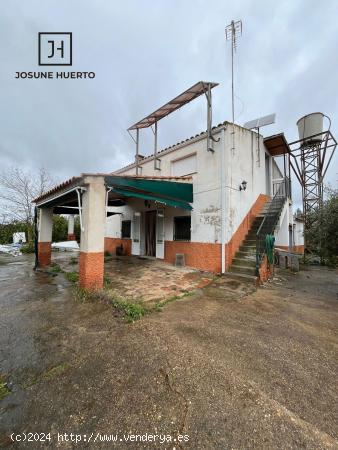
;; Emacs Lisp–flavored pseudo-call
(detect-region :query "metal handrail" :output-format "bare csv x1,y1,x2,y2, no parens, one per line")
256,180,287,275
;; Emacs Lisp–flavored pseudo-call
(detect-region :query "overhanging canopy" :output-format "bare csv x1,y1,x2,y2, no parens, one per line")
105,175,193,210
128,81,219,130
264,133,290,156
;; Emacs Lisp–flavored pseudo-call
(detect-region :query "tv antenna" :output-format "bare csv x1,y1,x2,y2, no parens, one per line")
244,113,276,165
225,19,242,154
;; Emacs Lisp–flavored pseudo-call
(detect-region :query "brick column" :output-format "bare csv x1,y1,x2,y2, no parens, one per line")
79,176,106,289
67,215,76,240
38,208,53,267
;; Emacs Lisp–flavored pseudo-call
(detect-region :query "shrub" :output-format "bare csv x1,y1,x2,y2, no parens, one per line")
21,241,35,253
65,271,79,282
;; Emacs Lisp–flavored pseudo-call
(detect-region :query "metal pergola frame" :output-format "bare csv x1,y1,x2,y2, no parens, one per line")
127,81,219,175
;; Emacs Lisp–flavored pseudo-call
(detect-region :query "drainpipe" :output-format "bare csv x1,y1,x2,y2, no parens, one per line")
221,127,226,273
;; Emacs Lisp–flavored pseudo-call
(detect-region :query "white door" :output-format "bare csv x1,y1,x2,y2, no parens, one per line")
131,212,141,255
156,208,165,259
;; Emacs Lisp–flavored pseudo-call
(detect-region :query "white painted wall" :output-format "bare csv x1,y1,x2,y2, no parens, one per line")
274,200,293,247
110,123,278,247
293,219,304,246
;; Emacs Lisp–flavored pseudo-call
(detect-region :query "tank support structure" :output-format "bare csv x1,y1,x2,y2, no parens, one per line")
289,130,337,258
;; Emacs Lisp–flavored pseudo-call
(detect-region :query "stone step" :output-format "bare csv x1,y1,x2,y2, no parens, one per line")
231,257,256,268
235,250,256,258
239,244,256,252
229,264,256,276
223,272,257,284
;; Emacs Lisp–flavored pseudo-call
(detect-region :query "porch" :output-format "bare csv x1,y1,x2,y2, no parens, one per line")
33,173,194,289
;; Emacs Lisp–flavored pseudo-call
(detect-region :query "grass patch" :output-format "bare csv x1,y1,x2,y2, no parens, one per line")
49,262,63,273
23,363,70,388
42,363,70,381
104,273,112,287
73,285,196,323
65,271,79,283
73,287,146,322
111,299,146,322
0,375,10,400
154,290,195,311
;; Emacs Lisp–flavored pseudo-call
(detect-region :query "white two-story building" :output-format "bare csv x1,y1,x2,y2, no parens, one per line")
34,82,298,289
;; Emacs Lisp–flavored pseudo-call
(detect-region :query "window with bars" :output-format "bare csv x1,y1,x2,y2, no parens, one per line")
174,216,191,241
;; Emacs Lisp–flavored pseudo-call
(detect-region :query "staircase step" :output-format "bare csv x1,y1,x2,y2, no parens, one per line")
240,245,256,252
231,257,256,268
235,250,255,258
229,264,256,276
223,272,257,284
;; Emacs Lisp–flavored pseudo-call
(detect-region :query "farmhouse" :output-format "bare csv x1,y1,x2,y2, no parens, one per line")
34,82,300,289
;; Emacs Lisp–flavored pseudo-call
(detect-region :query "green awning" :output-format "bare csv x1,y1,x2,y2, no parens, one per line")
105,175,193,210
112,187,192,210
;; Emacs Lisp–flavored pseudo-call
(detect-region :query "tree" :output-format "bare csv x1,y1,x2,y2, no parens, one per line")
0,167,55,242
52,216,68,242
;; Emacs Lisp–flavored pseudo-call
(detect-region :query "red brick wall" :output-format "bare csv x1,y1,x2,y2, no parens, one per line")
38,242,51,267
164,241,222,272
225,194,270,269
79,252,104,289
104,238,132,255
67,233,76,241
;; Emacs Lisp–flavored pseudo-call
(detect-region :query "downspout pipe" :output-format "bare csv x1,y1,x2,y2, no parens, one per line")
221,127,226,273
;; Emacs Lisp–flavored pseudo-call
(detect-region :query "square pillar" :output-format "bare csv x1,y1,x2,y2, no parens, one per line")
79,176,106,289
38,208,53,267
67,215,76,240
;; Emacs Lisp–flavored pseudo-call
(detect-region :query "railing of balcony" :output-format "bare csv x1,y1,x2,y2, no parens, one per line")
272,176,291,198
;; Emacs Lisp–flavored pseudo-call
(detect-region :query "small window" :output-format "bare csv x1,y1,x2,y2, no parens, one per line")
174,216,191,241
121,220,131,238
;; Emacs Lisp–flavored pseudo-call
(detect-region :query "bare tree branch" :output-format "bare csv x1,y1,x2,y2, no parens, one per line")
0,167,56,228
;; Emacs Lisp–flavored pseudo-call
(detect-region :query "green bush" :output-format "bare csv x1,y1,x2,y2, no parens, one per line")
21,241,35,253
52,216,68,242
65,271,79,282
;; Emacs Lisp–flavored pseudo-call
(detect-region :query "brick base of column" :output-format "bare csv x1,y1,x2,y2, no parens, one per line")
79,252,104,289
67,233,76,241
38,242,51,267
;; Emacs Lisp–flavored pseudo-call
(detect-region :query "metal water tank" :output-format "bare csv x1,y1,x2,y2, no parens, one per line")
297,112,324,144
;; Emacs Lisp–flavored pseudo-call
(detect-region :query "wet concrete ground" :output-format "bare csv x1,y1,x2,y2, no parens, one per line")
0,253,337,449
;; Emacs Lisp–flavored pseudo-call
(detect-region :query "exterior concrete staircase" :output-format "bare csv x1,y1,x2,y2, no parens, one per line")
228,196,287,281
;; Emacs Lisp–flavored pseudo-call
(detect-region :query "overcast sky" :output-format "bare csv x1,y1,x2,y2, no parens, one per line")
1,0,337,207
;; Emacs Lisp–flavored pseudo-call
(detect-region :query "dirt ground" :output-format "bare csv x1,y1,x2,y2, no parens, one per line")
0,253,337,449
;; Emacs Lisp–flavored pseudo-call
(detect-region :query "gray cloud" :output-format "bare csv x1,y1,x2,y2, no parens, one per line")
0,0,337,208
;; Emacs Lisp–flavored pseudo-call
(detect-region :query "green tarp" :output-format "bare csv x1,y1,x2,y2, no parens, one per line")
105,175,193,210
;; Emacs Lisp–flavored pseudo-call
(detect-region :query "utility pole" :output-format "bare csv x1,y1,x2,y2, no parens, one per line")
225,20,242,154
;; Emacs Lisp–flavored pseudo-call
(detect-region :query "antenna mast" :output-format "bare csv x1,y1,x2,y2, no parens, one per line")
225,19,242,154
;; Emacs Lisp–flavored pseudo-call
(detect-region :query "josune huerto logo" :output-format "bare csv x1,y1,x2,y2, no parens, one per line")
14,32,95,80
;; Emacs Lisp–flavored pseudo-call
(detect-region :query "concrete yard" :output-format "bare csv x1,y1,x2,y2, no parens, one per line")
0,253,337,449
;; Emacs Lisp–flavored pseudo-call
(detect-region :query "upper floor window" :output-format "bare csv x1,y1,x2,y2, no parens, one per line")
171,153,197,177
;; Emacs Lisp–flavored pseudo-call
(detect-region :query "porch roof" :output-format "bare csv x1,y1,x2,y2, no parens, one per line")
33,174,193,211
106,175,193,210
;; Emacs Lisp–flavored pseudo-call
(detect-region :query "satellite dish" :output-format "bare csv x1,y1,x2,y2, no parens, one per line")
244,113,276,130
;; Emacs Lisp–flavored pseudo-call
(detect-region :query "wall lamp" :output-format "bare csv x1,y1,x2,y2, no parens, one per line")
239,180,247,191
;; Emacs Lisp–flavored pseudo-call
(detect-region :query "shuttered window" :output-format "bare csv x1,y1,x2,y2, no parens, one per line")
171,154,197,177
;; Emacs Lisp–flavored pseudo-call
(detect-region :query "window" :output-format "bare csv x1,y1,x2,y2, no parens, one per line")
174,216,191,241
121,220,131,238
171,154,197,176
